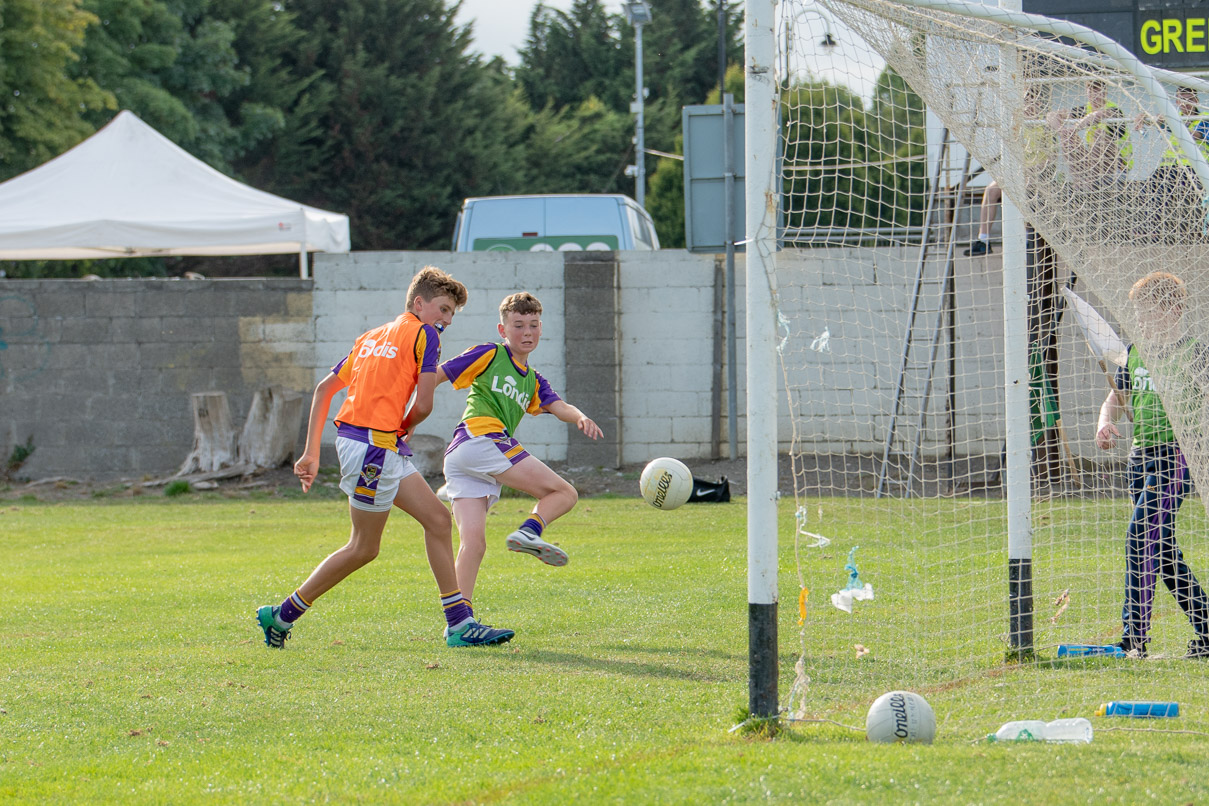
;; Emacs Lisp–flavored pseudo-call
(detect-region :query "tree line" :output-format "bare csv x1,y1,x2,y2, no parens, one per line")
1,0,924,277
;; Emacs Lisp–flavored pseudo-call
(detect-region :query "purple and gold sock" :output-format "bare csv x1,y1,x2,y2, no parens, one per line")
278,590,311,625
520,514,547,537
441,589,474,630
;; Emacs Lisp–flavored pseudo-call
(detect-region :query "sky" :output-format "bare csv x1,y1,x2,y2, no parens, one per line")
454,0,578,64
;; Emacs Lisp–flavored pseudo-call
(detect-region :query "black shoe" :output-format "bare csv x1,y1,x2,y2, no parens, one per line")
1186,636,1209,658
963,239,992,256
1114,639,1148,658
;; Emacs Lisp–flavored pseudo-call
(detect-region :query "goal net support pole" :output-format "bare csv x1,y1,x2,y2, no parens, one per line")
1003,195,1033,659
999,0,1034,660
745,0,780,719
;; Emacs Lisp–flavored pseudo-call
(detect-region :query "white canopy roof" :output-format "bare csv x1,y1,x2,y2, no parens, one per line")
0,110,350,260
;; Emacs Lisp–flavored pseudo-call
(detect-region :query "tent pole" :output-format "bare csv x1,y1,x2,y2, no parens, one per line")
299,246,308,279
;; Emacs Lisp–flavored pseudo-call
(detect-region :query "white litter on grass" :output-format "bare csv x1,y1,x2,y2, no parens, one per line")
795,506,831,547
802,531,831,548
831,583,874,614
830,546,875,613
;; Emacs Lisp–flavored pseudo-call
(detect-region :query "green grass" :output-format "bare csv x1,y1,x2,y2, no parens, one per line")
2,497,1209,803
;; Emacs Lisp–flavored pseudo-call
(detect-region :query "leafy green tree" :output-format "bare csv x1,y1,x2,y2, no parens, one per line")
0,0,114,179
516,1,628,112
251,0,531,250
517,0,742,206
645,134,685,248
521,96,633,195
73,0,297,172
645,63,743,249
867,66,927,227
781,81,875,232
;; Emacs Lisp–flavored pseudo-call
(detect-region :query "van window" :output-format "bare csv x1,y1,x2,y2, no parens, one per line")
545,198,624,250
454,195,655,252
627,205,652,249
464,198,544,251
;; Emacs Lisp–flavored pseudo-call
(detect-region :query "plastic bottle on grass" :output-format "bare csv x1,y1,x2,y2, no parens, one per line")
1056,644,1126,658
1096,701,1179,718
988,717,1093,743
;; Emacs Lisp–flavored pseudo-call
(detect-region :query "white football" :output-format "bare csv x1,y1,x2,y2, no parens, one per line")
865,690,936,744
639,457,693,510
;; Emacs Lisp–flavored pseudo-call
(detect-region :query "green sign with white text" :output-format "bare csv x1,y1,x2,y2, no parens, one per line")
472,235,619,252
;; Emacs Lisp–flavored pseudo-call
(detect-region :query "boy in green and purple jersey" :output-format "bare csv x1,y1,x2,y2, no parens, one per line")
436,292,602,634
1096,271,1209,658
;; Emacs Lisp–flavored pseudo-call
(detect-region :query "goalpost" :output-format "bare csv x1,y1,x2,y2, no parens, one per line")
747,0,1209,731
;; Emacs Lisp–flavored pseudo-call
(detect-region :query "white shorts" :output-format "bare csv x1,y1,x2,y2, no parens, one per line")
442,435,524,507
336,436,417,513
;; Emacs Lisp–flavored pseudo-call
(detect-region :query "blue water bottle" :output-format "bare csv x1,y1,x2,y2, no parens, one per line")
1096,701,1179,718
1057,644,1126,658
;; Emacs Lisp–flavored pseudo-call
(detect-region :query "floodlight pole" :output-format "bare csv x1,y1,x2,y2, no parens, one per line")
745,0,778,720
633,18,647,208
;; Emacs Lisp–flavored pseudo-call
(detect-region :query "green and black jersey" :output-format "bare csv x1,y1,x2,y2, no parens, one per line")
1116,339,1209,451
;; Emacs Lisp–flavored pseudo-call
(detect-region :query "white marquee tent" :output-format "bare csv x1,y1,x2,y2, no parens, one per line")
0,110,349,277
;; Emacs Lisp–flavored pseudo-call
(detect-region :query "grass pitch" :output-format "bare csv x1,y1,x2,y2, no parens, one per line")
2,495,1208,804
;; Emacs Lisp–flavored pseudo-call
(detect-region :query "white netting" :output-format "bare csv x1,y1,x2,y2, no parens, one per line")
774,0,1209,735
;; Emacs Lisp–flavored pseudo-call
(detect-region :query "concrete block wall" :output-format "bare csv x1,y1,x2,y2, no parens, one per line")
2,247,1111,479
312,251,570,462
0,278,313,479
618,251,737,463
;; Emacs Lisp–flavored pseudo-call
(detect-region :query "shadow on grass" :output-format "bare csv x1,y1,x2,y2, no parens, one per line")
600,644,745,663
521,648,745,683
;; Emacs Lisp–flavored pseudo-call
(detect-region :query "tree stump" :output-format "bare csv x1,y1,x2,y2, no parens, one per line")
178,392,237,475
237,386,305,469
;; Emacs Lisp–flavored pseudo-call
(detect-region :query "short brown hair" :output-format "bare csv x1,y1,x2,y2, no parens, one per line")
406,266,468,312
499,291,542,321
1129,271,1187,311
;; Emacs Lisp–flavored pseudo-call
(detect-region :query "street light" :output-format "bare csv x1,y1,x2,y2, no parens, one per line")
783,8,838,80
624,1,652,209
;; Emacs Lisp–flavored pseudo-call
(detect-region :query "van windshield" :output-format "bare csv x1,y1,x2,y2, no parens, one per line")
459,195,652,251
545,198,624,237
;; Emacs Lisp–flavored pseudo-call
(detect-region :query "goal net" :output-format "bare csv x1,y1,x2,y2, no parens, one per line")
773,0,1209,736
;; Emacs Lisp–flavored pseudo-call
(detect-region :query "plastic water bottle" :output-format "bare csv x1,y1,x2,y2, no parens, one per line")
1096,701,1179,718
1056,644,1126,658
988,717,1093,743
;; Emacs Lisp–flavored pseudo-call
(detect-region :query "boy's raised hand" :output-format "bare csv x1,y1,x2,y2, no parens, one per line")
1096,422,1120,451
579,415,603,440
294,454,319,492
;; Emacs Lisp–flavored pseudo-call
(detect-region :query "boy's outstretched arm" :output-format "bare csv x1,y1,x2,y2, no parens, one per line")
1096,388,1126,450
400,371,439,438
544,400,603,440
295,373,347,492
